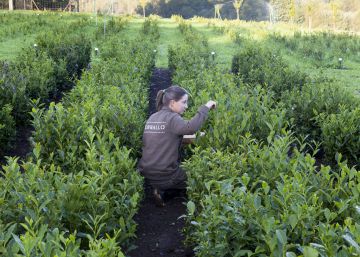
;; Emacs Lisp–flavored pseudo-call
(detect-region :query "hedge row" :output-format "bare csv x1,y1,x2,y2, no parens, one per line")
169,21,360,257
0,16,92,155
0,17,158,256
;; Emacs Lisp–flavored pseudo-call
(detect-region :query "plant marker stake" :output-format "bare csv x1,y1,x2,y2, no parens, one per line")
33,44,38,57
338,57,343,69
211,51,215,61
94,47,99,56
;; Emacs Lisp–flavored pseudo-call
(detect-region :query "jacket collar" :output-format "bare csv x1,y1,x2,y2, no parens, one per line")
161,106,172,112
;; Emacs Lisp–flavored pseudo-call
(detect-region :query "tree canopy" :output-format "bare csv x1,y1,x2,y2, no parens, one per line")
137,0,269,21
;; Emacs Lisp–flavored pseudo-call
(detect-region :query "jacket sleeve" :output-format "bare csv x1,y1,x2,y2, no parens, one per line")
169,105,209,135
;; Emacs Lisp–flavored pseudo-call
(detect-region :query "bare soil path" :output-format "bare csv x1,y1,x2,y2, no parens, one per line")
127,68,194,257
0,92,66,165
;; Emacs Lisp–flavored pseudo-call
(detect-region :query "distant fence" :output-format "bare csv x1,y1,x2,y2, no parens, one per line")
0,0,138,14
1,0,78,12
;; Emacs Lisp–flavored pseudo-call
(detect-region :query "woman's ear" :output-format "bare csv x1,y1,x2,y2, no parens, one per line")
169,99,175,108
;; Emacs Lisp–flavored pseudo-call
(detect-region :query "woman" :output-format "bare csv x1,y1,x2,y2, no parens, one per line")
138,85,216,206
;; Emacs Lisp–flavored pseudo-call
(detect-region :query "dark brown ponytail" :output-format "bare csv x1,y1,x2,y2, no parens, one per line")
156,85,188,111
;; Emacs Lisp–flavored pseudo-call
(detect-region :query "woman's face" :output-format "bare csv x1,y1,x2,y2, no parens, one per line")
170,94,188,115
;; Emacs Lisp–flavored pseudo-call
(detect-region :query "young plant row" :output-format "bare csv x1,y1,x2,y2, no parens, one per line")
171,19,287,150
94,16,130,40
0,18,158,256
0,12,92,42
219,22,360,164
268,32,360,68
169,17,211,82
230,34,360,166
0,15,92,155
168,23,360,257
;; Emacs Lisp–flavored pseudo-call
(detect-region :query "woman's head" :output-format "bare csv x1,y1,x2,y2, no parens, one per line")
156,85,189,114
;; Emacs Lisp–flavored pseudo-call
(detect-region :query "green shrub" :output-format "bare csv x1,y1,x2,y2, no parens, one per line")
1,143,142,250
232,44,307,98
319,107,360,166
15,48,57,101
0,50,57,123
141,16,160,41
0,60,28,123
0,104,15,153
95,16,128,39
169,22,210,79
36,31,91,90
183,138,360,256
281,82,359,142
268,32,360,67
172,65,287,150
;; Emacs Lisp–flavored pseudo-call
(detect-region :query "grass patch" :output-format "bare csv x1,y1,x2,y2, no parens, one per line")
155,18,182,68
280,47,360,95
191,22,239,71
0,35,36,60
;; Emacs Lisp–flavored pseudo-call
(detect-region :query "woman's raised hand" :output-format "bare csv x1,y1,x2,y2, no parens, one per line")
205,100,217,110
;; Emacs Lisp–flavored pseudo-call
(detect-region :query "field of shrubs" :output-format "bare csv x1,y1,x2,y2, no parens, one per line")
170,17,360,256
0,12,359,257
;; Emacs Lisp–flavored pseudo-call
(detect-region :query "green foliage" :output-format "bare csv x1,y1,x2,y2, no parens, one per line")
30,33,155,169
95,16,128,40
0,14,93,155
168,20,360,257
0,60,31,123
269,32,360,67
169,21,210,79
319,107,360,166
0,215,127,256
141,16,161,41
281,82,359,143
31,97,144,172
0,15,159,256
178,69,287,150
0,137,142,254
0,50,56,123
0,104,15,153
232,43,307,98
142,0,268,20
182,139,360,256
15,48,57,101
35,31,91,90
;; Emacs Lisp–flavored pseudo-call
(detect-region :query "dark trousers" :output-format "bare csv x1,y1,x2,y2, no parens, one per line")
147,168,187,190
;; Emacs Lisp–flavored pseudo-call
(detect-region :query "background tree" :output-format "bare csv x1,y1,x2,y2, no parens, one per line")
8,0,13,10
330,0,340,30
289,0,296,23
233,0,244,20
305,0,316,30
214,4,223,19
137,0,273,21
270,0,290,22
139,0,147,17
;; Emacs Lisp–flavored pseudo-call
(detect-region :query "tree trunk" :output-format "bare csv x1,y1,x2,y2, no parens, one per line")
236,8,239,20
142,6,145,17
9,0,13,10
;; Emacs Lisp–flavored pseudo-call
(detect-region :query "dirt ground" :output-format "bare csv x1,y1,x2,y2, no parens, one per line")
0,124,32,165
